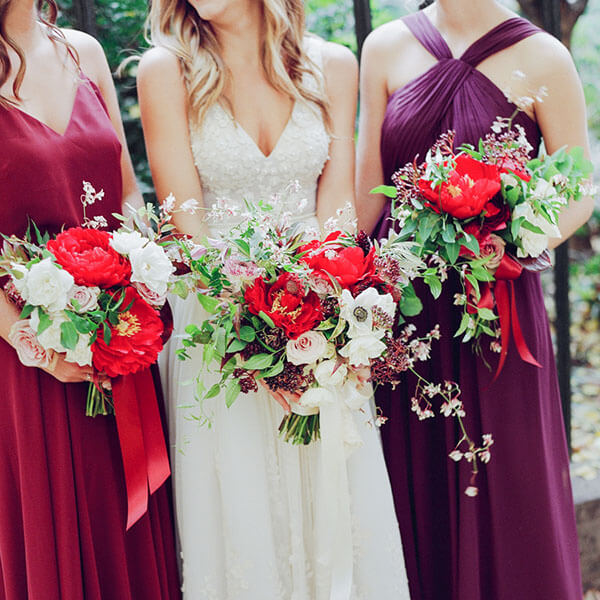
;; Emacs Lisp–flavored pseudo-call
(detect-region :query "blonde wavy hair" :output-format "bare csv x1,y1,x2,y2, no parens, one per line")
0,0,79,108
146,0,331,129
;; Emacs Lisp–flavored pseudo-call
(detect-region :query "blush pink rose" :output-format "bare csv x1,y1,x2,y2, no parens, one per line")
133,281,167,307
480,233,506,271
286,330,328,365
68,285,100,312
9,319,56,369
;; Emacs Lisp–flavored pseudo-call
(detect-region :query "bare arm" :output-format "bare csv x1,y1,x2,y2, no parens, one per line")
356,29,393,236
315,42,359,230
65,30,143,214
137,48,207,241
531,36,594,247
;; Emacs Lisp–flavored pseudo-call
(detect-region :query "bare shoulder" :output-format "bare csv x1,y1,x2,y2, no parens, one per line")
139,47,180,78
61,28,107,80
514,30,577,84
137,47,185,94
362,18,415,62
320,40,358,82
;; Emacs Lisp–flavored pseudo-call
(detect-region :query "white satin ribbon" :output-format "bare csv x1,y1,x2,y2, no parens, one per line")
293,360,371,600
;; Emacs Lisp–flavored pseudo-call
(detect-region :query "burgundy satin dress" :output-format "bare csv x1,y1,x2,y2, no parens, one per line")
375,13,582,600
0,77,181,599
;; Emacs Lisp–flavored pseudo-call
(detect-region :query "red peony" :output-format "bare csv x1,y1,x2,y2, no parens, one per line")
299,232,380,290
92,287,164,378
419,154,501,220
47,227,131,288
244,273,323,339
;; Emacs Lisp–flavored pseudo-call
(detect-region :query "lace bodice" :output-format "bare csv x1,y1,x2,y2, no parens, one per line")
189,37,330,230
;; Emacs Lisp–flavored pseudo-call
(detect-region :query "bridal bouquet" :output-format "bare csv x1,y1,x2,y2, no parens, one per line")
376,120,594,374
175,199,488,473
0,182,176,416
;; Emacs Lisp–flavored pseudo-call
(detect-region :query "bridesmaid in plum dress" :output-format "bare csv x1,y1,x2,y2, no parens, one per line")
357,1,594,598
0,1,180,598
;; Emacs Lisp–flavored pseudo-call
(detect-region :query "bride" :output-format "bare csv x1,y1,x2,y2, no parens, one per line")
137,0,409,597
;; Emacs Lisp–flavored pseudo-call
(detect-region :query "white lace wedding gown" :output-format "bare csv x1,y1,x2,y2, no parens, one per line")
160,37,410,600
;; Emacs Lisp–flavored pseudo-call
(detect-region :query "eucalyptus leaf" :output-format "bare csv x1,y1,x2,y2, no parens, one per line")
36,308,52,335
60,320,79,351
239,325,256,342
370,184,398,198
225,380,241,408
243,353,274,370
197,293,220,313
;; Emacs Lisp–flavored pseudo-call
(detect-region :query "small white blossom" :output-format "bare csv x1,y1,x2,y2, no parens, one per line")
81,181,104,207
180,198,201,215
449,450,463,462
163,193,176,213
454,293,467,306
464,486,479,497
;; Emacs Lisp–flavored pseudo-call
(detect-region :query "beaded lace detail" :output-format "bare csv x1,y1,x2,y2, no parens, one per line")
188,38,330,231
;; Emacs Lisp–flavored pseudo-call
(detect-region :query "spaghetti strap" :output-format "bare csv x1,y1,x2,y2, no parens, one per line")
403,12,452,61
461,17,541,67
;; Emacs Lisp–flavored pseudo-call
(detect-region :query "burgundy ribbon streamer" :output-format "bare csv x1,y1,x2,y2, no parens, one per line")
112,369,171,530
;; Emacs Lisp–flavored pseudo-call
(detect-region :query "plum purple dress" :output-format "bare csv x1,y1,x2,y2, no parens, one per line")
0,76,181,599
375,13,583,600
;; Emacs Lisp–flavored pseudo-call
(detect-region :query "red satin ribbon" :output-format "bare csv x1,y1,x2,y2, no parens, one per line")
466,254,541,382
112,369,171,530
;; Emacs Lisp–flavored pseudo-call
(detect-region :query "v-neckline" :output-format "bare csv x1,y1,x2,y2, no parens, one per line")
9,80,82,138
419,12,522,61
218,102,297,159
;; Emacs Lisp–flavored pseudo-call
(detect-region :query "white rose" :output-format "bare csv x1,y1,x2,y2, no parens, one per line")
513,203,561,258
129,241,175,296
110,231,147,255
8,319,56,369
297,386,331,409
10,264,30,298
339,334,386,367
286,331,328,365
65,334,93,367
30,309,67,352
133,281,167,307
530,178,556,201
68,285,100,313
313,359,348,388
26,258,74,312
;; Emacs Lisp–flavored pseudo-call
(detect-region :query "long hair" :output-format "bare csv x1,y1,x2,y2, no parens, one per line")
146,0,331,129
0,0,79,108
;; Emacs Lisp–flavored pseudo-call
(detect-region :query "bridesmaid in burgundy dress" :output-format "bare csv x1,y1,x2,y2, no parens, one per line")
0,1,180,598
357,1,593,598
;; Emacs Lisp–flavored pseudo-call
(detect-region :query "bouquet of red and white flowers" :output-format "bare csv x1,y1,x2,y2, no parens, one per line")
376,119,594,373
175,200,490,472
0,182,176,416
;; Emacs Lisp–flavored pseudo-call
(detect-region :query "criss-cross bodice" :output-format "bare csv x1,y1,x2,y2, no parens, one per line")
379,13,542,193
